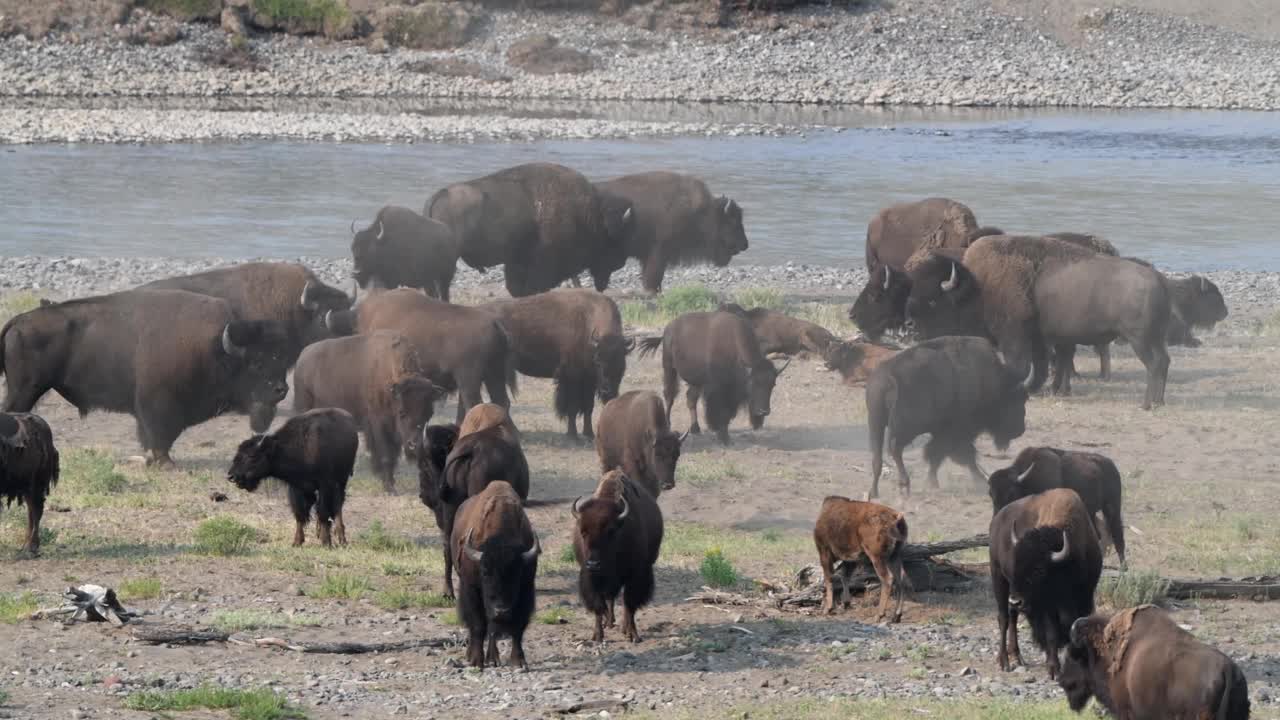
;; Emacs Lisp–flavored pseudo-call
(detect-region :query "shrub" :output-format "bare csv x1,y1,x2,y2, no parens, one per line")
193,517,261,557
1096,569,1170,609
0,592,38,624
732,287,784,310
308,574,373,600
700,547,738,588
62,448,128,495
559,544,578,564
660,285,720,316
250,0,352,37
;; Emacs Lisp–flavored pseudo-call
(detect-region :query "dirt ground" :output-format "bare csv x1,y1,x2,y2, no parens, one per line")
1,286,1279,720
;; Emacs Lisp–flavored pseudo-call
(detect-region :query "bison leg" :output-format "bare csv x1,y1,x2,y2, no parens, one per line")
641,254,667,295
869,553,898,623
889,435,911,498
1051,344,1075,396
581,399,595,441
287,486,315,547
684,386,702,436
485,629,500,667
942,439,986,488
992,569,1019,672
661,352,680,425
1043,623,1062,681
333,511,348,547
621,566,655,643
817,545,838,615
508,625,528,669
890,552,906,623
922,436,947,489
466,620,487,668
1103,506,1127,567
22,493,45,556
1095,343,1111,380
606,598,616,627
1132,340,1170,410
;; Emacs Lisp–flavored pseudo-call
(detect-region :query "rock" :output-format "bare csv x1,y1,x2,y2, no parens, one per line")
506,34,594,75
374,3,481,51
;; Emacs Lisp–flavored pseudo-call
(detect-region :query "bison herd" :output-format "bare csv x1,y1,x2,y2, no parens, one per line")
0,177,1247,717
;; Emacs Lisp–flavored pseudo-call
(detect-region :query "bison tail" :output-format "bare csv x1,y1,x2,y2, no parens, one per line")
636,336,663,359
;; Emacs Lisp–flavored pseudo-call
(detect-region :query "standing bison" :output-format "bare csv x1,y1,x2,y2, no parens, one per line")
427,163,626,296
594,172,748,294
1166,274,1228,347
594,390,688,498
0,413,59,556
351,206,459,301
718,303,836,356
1,290,290,466
636,310,786,446
866,336,1030,499
813,496,908,622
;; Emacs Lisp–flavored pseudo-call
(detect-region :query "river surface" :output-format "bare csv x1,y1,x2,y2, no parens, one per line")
3,105,1278,271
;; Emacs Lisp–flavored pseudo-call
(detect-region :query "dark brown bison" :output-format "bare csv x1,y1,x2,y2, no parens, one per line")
426,163,626,296
324,288,515,424
1060,605,1250,720
452,480,540,668
351,206,459,301
1043,232,1119,380
866,336,1031,499
293,330,444,493
718,303,836,356
1,290,290,466
989,488,1102,680
905,235,1172,408
572,469,663,643
813,496,907,622
988,446,1126,565
594,390,688,498
636,310,787,446
1166,274,1228,347
0,413,59,556
594,172,748,294
226,408,358,548
822,339,900,386
483,289,631,440
849,246,969,341
865,197,994,272
458,402,520,441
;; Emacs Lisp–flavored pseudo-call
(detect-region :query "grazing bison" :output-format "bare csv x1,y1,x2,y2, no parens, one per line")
866,336,1030,499
905,235,1172,408
988,446,1126,565
0,413,59,556
452,480,540,668
1060,605,1250,720
483,289,631,440
1,290,290,465
573,469,663,643
718,303,836,356
813,496,908,622
324,288,515,423
594,390,688,498
1166,274,1228,347
636,310,787,446
823,339,900,386
594,172,748,294
350,206,460,301
427,163,625,296
989,488,1102,680
293,331,445,493
226,408,358,548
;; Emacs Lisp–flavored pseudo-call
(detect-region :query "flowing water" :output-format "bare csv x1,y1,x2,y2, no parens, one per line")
4,104,1278,271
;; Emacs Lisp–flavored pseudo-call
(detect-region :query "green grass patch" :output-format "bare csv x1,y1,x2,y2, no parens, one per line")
140,0,221,21
374,587,452,611
124,685,306,720
194,516,261,557
0,688,8,706
558,544,577,565
630,699,1080,720
660,284,720,315
536,607,574,625
208,609,322,632
438,610,461,626
0,292,40,324
699,547,739,588
1160,513,1280,576
251,0,349,32
0,592,38,624
662,522,810,572
357,521,415,553
61,448,128,496
732,287,784,310
1096,569,1170,609
308,574,373,600
117,577,163,601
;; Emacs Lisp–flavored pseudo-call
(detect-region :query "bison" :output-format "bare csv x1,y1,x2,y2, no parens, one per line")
293,330,445,493
822,339,900,386
226,408,358,548
989,487,1102,680
0,413,59,556
850,246,968,341
813,496,907,622
636,310,787,446
572,469,663,643
718,303,835,356
594,390,688,498
1,290,290,466
351,206,459,301
483,289,632,440
324,288,515,424
904,235,1172,408
458,402,520,441
988,446,1126,565
866,336,1031,499
1060,605,1250,720
452,480,540,668
1166,274,1228,347
1043,232,1119,379
594,172,748,294
427,163,626,296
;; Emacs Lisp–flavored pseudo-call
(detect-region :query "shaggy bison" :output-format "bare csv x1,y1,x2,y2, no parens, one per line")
1,291,290,466
636,310,787,446
594,390,688,498
989,488,1102,680
293,330,445,492
718,303,835,356
1167,274,1228,347
823,340,900,386
226,408,359,548
850,246,968,341
573,469,663,643
1060,605,1250,720
813,496,908,622
452,480,540,668
594,172,748,293
0,413,59,556
427,163,626,296
351,206,459,301
866,336,1031,498
483,289,631,440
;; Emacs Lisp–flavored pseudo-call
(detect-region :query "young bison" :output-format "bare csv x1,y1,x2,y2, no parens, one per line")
823,340,900,386
594,390,688,498
718,303,836,356
0,413,60,556
226,408,358,548
813,496,908,622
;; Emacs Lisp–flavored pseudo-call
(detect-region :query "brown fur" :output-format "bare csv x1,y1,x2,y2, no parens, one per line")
865,197,981,271
458,403,520,444
812,496,908,622
719,303,835,356
594,390,685,498
823,341,899,386
0,413,59,555
352,205,459,301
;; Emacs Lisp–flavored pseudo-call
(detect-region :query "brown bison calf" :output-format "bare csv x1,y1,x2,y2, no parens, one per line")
0,413,60,556
573,470,663,643
823,340,899,386
594,390,688,498
813,496,907,623
226,408,359,548
719,303,836,356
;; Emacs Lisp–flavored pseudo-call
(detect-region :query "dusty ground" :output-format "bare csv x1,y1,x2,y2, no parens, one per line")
1,286,1279,720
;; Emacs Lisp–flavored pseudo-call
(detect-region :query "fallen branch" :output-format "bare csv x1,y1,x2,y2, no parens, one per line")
547,699,631,716
237,636,456,654
1100,571,1280,601
131,624,230,645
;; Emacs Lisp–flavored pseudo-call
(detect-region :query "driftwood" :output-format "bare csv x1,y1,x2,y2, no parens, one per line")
547,699,631,716
236,637,456,654
131,624,230,645
1100,571,1280,601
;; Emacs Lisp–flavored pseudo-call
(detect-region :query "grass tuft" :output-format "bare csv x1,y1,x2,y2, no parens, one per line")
0,688,8,705
536,607,574,625
0,592,39,624
438,610,462,626
660,285,720,315
124,685,306,720
308,574,373,600
208,609,322,632
62,448,128,495
732,287,784,310
559,544,577,565
194,516,261,557
251,0,350,34
700,547,739,588
357,521,414,554
117,577,163,601
374,587,452,611
1096,569,1170,609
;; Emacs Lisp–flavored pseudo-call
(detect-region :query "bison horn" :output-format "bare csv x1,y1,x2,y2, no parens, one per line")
940,262,958,292
616,497,630,521
776,357,792,375
722,197,732,215
571,496,585,519
463,528,483,563
300,280,315,310
1021,363,1036,390
622,207,633,222
350,219,357,235
221,324,247,358
1009,523,1018,547
1015,462,1035,483
1069,617,1088,647
324,310,335,331
882,265,891,291
1050,530,1071,563
677,429,690,445
376,221,385,240
522,533,542,563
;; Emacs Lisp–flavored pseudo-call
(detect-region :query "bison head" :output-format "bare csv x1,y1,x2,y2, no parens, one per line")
747,358,788,428
221,321,290,433
987,455,1044,513
986,365,1033,450
592,333,633,403
461,526,540,623
1009,523,1074,606
1180,275,1228,329
902,257,984,339
350,218,388,290
1059,615,1112,712
226,433,274,492
599,191,635,247
416,423,459,512
392,376,447,460
711,196,748,266
850,266,911,341
649,428,688,492
0,414,26,449
323,308,359,337
572,489,631,579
